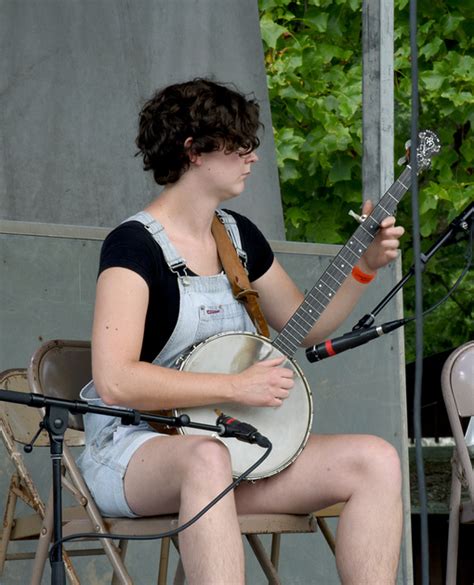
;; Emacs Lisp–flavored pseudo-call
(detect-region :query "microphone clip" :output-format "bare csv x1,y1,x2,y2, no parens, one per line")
215,411,271,449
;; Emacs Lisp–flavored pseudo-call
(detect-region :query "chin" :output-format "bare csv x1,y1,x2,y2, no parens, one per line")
221,187,245,201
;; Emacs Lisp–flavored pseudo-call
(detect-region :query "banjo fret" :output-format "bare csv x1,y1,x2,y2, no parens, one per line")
272,165,415,357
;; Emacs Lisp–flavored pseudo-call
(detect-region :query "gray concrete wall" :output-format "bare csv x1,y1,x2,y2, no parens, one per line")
0,0,284,240
0,1,412,582
0,225,411,584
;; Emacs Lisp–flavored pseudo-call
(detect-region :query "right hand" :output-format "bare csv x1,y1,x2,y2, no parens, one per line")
230,356,294,407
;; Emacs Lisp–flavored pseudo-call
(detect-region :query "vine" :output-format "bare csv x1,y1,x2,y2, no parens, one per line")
259,0,473,360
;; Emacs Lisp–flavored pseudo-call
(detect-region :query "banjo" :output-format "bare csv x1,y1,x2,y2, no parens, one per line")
174,130,441,480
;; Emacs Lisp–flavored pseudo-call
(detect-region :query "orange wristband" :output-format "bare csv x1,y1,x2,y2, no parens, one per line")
352,265,376,284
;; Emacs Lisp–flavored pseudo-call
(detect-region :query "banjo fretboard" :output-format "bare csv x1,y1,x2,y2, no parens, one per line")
272,165,412,358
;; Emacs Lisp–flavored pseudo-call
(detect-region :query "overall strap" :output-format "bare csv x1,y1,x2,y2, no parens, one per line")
214,208,248,267
211,213,270,339
124,211,188,276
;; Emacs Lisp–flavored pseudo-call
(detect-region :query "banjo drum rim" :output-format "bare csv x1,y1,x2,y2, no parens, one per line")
173,330,314,480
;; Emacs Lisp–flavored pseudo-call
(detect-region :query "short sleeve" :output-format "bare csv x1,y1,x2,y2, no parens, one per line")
99,222,159,286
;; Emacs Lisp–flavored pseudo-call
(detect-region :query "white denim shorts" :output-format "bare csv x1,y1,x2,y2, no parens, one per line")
77,418,159,518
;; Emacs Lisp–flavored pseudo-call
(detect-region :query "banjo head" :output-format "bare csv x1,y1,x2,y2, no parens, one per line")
175,331,313,480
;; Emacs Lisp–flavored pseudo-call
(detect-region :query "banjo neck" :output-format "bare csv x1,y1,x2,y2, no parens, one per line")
272,165,413,359
272,129,441,358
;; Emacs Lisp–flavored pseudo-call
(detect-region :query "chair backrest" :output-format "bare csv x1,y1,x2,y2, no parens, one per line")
0,369,50,447
28,340,92,433
441,340,474,500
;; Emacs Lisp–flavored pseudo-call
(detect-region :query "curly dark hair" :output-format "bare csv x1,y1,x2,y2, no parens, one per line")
135,78,262,185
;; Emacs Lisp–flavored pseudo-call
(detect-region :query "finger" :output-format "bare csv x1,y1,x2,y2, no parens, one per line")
383,250,400,261
362,199,373,215
390,225,405,237
258,356,286,367
279,378,294,390
380,215,396,228
275,388,290,399
378,226,405,240
379,238,401,250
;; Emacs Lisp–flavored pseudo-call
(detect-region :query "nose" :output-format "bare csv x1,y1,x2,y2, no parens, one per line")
245,151,259,163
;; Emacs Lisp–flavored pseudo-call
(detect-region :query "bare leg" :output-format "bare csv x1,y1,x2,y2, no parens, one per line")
235,434,403,585
124,435,244,585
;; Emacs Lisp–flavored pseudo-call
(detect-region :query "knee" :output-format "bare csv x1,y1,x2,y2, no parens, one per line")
356,436,402,495
186,437,233,481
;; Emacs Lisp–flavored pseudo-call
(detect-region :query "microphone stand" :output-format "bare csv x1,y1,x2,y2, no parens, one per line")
0,389,233,585
352,202,473,331
305,202,473,362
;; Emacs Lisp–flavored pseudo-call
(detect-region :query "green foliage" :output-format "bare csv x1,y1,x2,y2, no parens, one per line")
259,0,473,361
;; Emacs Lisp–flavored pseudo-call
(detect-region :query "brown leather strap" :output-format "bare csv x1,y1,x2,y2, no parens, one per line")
148,215,270,434
212,214,270,338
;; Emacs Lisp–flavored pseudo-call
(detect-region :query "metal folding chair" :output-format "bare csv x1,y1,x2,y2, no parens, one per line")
440,340,474,585
22,338,341,584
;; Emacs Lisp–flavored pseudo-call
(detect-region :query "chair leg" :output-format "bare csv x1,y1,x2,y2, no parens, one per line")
270,532,282,576
446,472,462,585
0,475,18,575
31,490,55,585
30,489,80,585
171,536,185,585
111,540,130,585
63,448,134,585
157,537,171,585
246,534,282,585
316,517,336,555
173,560,186,585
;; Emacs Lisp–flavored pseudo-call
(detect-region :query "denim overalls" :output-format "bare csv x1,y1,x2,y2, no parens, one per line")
77,210,255,517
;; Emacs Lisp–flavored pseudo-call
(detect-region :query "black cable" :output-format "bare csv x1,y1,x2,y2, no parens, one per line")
49,442,272,562
409,0,429,582
420,224,473,319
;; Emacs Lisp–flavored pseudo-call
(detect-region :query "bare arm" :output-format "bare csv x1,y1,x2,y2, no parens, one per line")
253,206,405,347
253,257,373,346
91,267,293,410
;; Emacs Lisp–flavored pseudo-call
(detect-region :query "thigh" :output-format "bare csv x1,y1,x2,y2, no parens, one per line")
235,433,398,514
123,434,233,517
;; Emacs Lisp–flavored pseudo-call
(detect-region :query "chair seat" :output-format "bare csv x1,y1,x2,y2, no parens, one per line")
11,507,317,540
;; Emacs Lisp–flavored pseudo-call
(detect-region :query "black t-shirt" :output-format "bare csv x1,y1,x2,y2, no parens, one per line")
98,210,274,362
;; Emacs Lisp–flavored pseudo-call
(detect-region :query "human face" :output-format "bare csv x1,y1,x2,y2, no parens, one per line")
196,147,259,200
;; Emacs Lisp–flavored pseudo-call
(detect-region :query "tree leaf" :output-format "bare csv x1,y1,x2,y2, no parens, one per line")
302,11,329,33
260,15,288,49
328,154,356,184
419,38,444,60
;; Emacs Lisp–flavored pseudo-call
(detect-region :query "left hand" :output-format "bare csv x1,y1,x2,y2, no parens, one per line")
358,200,405,274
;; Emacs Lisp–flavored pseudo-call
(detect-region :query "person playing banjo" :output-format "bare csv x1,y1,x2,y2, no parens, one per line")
78,78,405,584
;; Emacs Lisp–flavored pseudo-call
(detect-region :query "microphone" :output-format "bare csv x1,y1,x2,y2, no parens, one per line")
216,412,271,448
306,319,405,363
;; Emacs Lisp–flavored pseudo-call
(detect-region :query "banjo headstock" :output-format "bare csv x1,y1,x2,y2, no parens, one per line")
398,129,441,172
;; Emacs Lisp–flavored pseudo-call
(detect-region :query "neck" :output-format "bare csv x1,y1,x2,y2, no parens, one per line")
146,182,218,239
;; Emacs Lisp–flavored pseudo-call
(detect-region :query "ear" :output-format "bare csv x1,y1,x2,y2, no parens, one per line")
184,137,200,165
